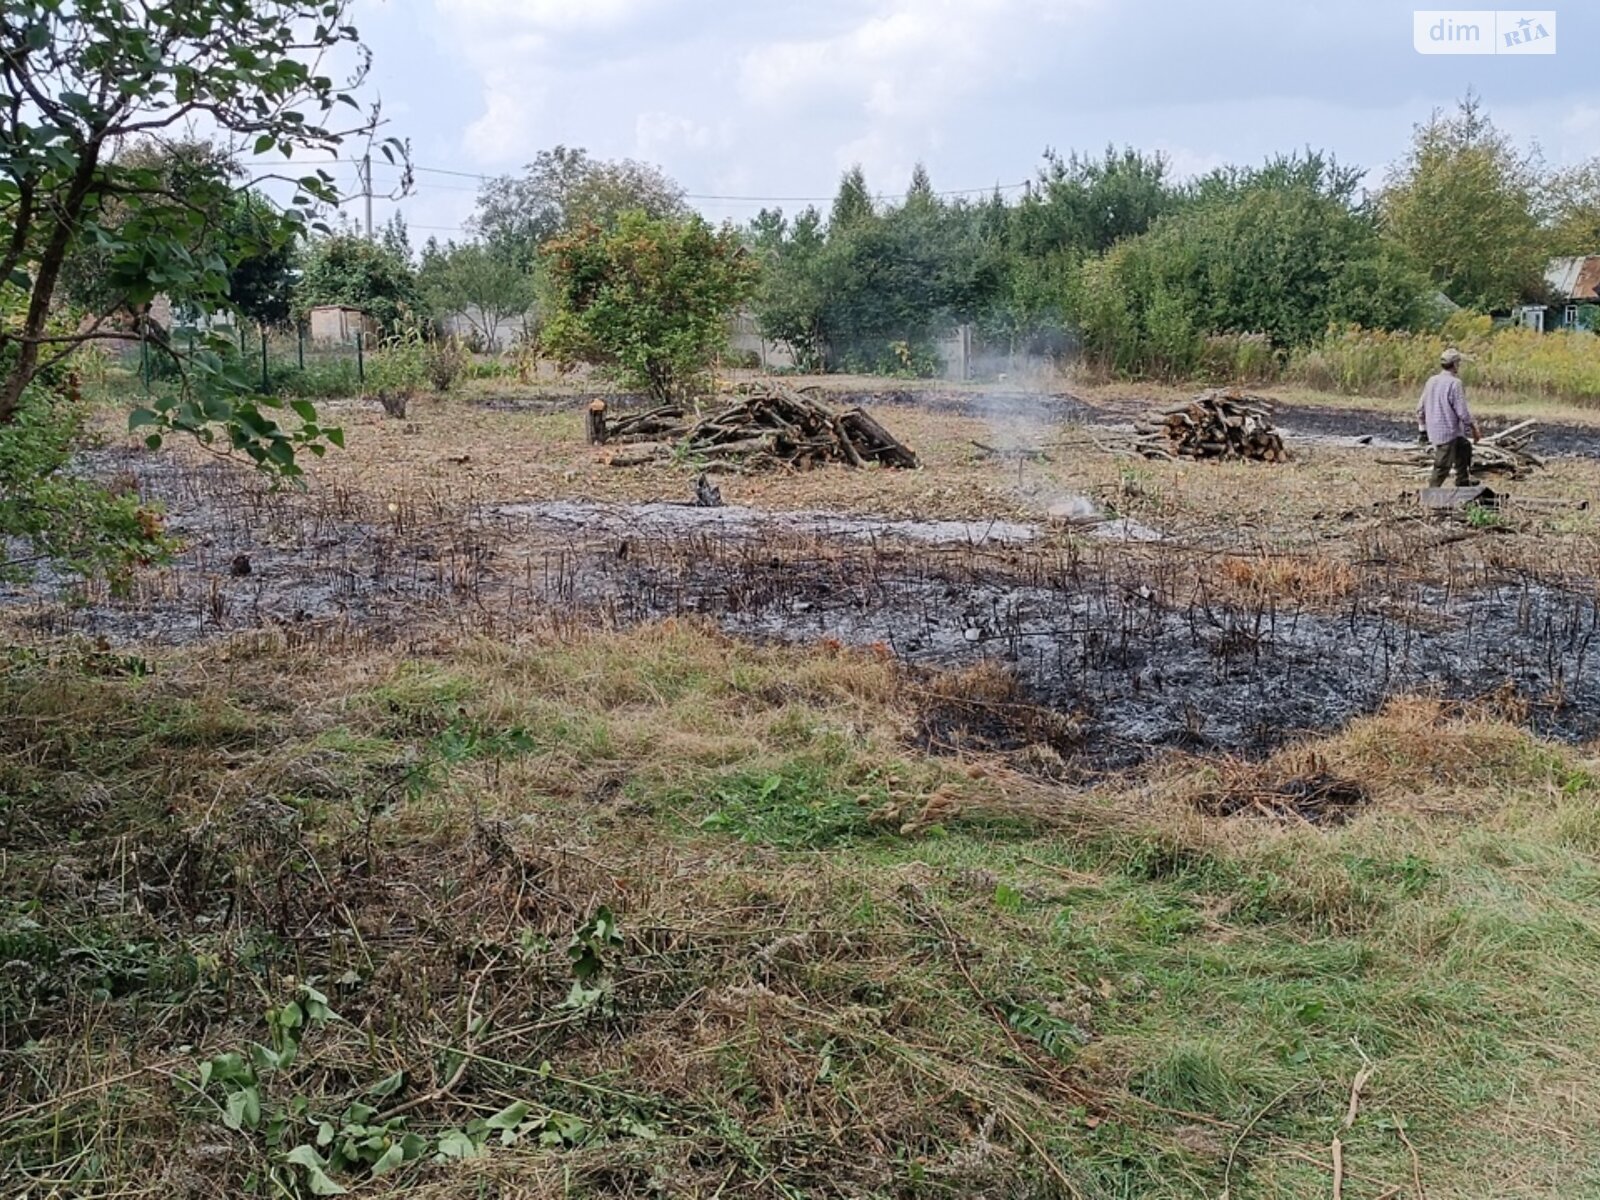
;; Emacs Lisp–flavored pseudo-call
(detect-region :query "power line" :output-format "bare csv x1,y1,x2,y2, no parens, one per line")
250,157,1030,205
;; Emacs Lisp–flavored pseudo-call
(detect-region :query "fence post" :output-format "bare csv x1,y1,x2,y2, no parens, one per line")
298,324,305,370
260,325,269,392
141,330,150,394
356,331,364,385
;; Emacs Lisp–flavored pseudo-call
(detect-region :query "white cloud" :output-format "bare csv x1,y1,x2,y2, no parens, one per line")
434,0,670,164
464,77,550,163
436,0,657,36
635,111,723,156
739,0,1089,117
737,0,1096,186
1154,144,1228,183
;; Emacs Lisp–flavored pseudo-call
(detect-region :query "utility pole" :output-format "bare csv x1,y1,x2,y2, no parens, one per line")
360,153,373,239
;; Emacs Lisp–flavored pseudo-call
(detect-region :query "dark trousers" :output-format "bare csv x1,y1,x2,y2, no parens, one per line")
1429,437,1473,488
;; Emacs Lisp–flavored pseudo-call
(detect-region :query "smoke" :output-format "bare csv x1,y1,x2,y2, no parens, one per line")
962,354,1107,526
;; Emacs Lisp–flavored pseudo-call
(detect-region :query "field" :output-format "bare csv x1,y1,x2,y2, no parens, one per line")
4,376,1600,1199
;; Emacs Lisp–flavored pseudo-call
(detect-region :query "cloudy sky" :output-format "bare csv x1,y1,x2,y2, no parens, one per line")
324,1,1600,240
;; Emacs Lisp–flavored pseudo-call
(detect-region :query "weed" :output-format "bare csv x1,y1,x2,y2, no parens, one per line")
1466,503,1504,529
696,761,881,848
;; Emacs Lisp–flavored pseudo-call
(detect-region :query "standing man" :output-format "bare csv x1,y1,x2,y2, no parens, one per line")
1417,347,1480,488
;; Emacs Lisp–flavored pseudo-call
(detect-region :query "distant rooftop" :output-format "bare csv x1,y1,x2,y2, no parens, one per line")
1544,256,1600,302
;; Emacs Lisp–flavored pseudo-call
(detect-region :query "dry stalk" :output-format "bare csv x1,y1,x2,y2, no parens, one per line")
377,956,497,1121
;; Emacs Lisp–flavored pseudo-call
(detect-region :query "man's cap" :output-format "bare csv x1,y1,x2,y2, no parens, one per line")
1440,347,1464,366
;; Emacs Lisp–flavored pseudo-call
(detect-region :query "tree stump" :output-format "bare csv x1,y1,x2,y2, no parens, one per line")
586,399,608,445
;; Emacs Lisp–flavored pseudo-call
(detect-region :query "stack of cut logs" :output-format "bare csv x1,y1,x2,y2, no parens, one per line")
1378,418,1544,479
1134,390,1289,463
587,383,919,471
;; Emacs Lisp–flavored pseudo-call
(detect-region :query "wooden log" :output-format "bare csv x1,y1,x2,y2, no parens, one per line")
840,408,919,468
607,442,671,467
1484,418,1536,444
698,434,778,458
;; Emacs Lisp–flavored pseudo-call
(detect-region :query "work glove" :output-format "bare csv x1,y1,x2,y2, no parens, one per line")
1417,428,1428,445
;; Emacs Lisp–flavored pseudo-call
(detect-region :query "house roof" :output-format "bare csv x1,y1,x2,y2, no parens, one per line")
1544,256,1600,301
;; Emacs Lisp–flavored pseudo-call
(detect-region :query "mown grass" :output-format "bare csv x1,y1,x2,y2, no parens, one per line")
3,627,1600,1198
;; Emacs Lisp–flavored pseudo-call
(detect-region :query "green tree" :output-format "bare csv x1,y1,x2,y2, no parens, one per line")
60,142,299,332
295,234,425,336
748,206,831,370
419,241,536,350
1380,94,1547,311
471,146,686,271
224,191,299,329
0,0,398,458
380,213,414,264
542,213,756,401
55,139,242,320
1063,152,1429,377
1545,159,1600,259
1013,146,1178,259
751,167,1017,375
829,166,875,230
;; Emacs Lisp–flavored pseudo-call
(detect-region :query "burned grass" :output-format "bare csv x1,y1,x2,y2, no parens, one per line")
7,412,1600,772
6,383,1600,1195
910,660,1087,774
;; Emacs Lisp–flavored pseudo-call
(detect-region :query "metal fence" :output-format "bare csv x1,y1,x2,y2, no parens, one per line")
132,325,368,396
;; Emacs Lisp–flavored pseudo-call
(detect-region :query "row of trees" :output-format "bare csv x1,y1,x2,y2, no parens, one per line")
56,94,1591,402
291,92,1585,393
752,95,1600,379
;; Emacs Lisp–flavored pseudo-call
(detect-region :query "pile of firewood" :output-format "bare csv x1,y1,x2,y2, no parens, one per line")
1134,390,1289,463
1377,418,1544,479
587,383,919,471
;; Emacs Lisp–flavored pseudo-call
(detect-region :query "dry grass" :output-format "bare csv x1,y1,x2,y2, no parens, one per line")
1210,553,1359,606
6,378,1600,1197
5,620,1600,1197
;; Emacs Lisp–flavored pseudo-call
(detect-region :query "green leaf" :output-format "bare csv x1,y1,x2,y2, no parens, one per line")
207,1052,250,1083
619,1116,659,1141
433,1129,485,1162
370,1142,405,1176
550,1113,588,1145
325,427,346,449
290,399,318,423
368,1070,405,1100
224,1085,260,1131
128,408,162,431
484,1100,531,1132
284,1145,348,1196
254,133,277,155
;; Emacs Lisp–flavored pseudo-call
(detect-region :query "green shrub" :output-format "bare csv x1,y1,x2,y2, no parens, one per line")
423,337,468,392
364,333,428,415
0,386,170,586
